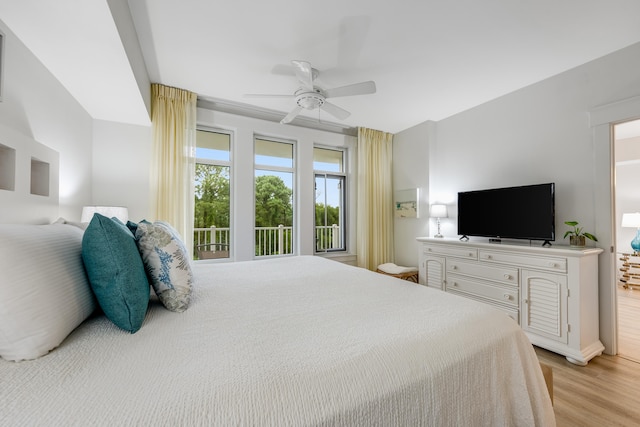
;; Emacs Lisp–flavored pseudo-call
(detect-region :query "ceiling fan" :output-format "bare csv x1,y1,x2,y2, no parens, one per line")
245,60,376,124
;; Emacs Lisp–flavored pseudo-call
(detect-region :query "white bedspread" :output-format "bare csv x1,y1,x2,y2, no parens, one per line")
0,256,555,426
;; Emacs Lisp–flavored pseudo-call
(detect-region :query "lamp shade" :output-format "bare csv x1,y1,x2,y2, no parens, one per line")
430,204,448,218
81,206,129,223
622,213,640,228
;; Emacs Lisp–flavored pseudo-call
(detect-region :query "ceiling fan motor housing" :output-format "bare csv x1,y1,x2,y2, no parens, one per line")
295,88,325,110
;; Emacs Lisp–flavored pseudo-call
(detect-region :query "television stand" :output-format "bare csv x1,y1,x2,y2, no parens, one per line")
416,237,604,365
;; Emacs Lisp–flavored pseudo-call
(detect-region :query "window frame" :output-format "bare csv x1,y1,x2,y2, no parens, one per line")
253,135,297,258
194,126,233,261
313,145,347,254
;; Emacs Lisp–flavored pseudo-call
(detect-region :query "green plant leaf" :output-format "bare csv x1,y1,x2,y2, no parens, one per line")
583,232,598,242
564,221,579,227
563,231,573,239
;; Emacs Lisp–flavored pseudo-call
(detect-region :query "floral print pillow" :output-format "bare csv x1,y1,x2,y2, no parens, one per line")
134,221,193,312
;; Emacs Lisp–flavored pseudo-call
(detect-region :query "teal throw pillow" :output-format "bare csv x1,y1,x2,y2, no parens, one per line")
82,214,149,333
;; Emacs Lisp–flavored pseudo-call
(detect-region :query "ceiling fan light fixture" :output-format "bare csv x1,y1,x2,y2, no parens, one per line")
295,90,325,110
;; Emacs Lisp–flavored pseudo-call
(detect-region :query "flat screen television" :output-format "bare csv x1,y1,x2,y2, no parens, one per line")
457,183,555,244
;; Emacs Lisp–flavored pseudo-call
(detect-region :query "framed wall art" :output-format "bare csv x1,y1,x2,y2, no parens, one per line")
395,188,419,218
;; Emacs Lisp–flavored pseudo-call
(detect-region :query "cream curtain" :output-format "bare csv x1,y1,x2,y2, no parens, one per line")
150,84,197,257
356,127,394,270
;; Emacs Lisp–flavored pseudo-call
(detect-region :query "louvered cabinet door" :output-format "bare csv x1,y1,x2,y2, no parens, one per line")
421,255,445,289
521,269,568,344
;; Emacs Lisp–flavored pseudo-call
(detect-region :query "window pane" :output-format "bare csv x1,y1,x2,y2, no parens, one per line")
255,138,293,167
194,129,231,260
255,169,293,256
313,147,343,172
315,174,344,251
194,164,230,259
196,130,230,161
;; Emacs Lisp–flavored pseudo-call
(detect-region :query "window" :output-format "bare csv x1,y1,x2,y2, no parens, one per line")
254,137,295,257
194,129,231,260
314,147,346,252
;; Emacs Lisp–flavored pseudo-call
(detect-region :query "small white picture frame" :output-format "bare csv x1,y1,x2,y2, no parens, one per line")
395,188,419,218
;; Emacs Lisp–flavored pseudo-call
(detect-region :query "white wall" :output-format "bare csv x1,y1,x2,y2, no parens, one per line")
394,41,640,354
0,19,93,223
394,39,636,262
392,120,433,267
197,108,356,262
394,41,640,249
92,120,152,222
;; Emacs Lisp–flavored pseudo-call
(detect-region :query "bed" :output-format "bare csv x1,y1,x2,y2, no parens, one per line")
0,221,555,426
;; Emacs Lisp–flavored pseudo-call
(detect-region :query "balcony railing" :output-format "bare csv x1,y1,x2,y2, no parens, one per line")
255,225,292,256
194,224,342,259
194,226,231,248
315,224,342,251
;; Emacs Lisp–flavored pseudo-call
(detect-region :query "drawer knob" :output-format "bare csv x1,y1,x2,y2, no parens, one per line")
452,282,458,287
548,262,556,267
504,294,511,300
468,253,474,257
452,265,458,270
487,255,493,259
504,274,512,280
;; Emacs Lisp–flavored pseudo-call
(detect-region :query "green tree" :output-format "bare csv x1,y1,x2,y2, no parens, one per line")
255,175,293,227
315,203,340,226
194,164,230,228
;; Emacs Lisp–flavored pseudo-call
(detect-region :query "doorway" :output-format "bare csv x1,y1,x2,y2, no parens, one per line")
614,118,640,362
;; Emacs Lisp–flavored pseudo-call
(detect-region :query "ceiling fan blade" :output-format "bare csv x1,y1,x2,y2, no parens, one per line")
292,60,314,90
243,94,294,99
280,106,304,124
320,102,351,120
324,81,376,98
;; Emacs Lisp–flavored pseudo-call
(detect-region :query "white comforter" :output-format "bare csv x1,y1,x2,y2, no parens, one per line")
0,256,555,426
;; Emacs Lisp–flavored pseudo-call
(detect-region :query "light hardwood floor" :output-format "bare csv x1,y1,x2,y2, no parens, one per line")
533,286,640,426
617,285,640,363
535,347,640,426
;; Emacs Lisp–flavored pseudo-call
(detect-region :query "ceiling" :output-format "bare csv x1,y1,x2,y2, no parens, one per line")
2,0,640,134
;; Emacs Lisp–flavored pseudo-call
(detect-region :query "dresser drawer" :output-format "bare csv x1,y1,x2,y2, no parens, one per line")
447,288,520,323
423,244,477,260
447,274,519,308
446,260,518,286
479,250,567,273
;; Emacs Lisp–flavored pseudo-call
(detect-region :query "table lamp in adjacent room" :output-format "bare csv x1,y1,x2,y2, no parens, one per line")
81,206,129,223
430,204,448,238
621,212,640,253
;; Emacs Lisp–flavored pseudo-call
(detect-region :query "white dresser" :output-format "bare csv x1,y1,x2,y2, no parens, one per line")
416,237,604,365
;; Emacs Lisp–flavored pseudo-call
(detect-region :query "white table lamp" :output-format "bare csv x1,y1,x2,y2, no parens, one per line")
430,204,448,238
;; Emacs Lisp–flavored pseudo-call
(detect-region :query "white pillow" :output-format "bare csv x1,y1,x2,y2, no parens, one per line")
53,217,89,230
0,223,96,361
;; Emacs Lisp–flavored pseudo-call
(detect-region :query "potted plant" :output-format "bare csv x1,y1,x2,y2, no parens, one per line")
563,220,597,247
